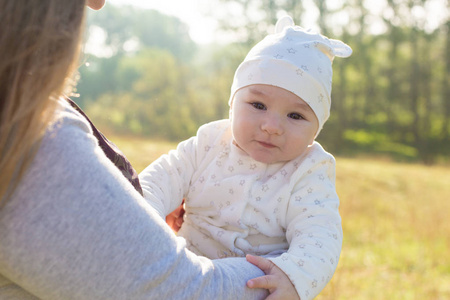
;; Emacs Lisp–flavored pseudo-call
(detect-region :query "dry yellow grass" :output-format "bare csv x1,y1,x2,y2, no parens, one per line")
318,158,450,300
111,136,450,299
110,135,177,173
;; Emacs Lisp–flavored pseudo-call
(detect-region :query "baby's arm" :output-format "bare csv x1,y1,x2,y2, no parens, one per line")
246,255,300,300
139,137,197,219
268,148,342,300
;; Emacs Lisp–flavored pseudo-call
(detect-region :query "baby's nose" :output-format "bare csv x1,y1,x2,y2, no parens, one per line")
261,114,284,135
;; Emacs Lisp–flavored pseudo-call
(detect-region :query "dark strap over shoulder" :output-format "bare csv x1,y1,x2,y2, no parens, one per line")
66,98,143,196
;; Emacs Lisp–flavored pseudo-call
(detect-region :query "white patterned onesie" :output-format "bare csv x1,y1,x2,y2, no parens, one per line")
139,119,342,300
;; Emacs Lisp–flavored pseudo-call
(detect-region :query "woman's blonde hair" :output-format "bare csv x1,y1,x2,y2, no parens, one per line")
0,0,87,204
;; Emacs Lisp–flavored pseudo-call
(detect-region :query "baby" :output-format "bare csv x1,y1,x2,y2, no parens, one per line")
140,16,352,300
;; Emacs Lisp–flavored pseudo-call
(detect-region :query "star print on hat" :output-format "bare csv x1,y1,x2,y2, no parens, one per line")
229,15,352,136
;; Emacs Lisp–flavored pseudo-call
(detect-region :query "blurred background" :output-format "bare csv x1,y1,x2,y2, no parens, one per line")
76,1,449,298
78,0,449,165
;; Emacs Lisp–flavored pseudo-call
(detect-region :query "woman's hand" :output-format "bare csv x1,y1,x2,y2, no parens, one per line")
246,254,300,300
165,201,185,233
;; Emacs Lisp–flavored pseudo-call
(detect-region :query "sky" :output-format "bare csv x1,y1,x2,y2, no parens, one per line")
108,0,219,44
107,0,448,44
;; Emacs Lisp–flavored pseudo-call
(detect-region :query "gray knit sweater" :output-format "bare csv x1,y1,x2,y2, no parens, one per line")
0,99,268,300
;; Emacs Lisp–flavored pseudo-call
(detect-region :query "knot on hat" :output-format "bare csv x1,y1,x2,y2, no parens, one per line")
229,15,352,136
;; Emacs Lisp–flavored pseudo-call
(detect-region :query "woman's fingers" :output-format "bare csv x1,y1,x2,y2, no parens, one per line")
246,255,277,289
246,254,275,274
247,274,274,289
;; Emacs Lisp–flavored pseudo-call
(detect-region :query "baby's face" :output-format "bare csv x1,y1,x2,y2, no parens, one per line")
230,84,319,164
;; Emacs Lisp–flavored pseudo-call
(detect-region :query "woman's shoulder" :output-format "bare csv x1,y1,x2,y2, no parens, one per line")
48,99,93,136
38,99,99,172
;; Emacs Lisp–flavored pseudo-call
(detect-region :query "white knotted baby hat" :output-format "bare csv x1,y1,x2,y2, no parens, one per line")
229,16,352,136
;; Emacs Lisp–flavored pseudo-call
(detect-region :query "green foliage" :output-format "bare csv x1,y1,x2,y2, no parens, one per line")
342,129,418,160
84,48,199,140
85,5,196,58
78,1,449,164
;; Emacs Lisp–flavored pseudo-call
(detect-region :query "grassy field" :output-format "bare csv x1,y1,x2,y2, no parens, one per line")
111,135,450,300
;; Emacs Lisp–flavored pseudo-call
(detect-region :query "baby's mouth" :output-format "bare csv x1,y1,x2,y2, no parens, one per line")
258,141,276,148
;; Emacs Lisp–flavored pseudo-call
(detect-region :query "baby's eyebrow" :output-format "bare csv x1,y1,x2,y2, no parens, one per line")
247,86,314,113
293,101,314,113
247,86,267,97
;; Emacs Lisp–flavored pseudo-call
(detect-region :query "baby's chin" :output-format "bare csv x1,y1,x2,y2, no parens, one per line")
233,140,289,164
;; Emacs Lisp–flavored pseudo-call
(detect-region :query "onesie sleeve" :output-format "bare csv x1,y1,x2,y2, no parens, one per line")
269,144,342,300
139,120,228,219
139,135,198,218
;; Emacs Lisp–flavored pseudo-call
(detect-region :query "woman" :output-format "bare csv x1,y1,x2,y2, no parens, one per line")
0,0,269,299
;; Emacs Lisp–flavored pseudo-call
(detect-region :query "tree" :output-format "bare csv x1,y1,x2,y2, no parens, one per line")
85,5,196,59
76,1,449,162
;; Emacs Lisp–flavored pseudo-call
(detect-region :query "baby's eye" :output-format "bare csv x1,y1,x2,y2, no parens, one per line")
252,102,266,110
288,112,304,120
